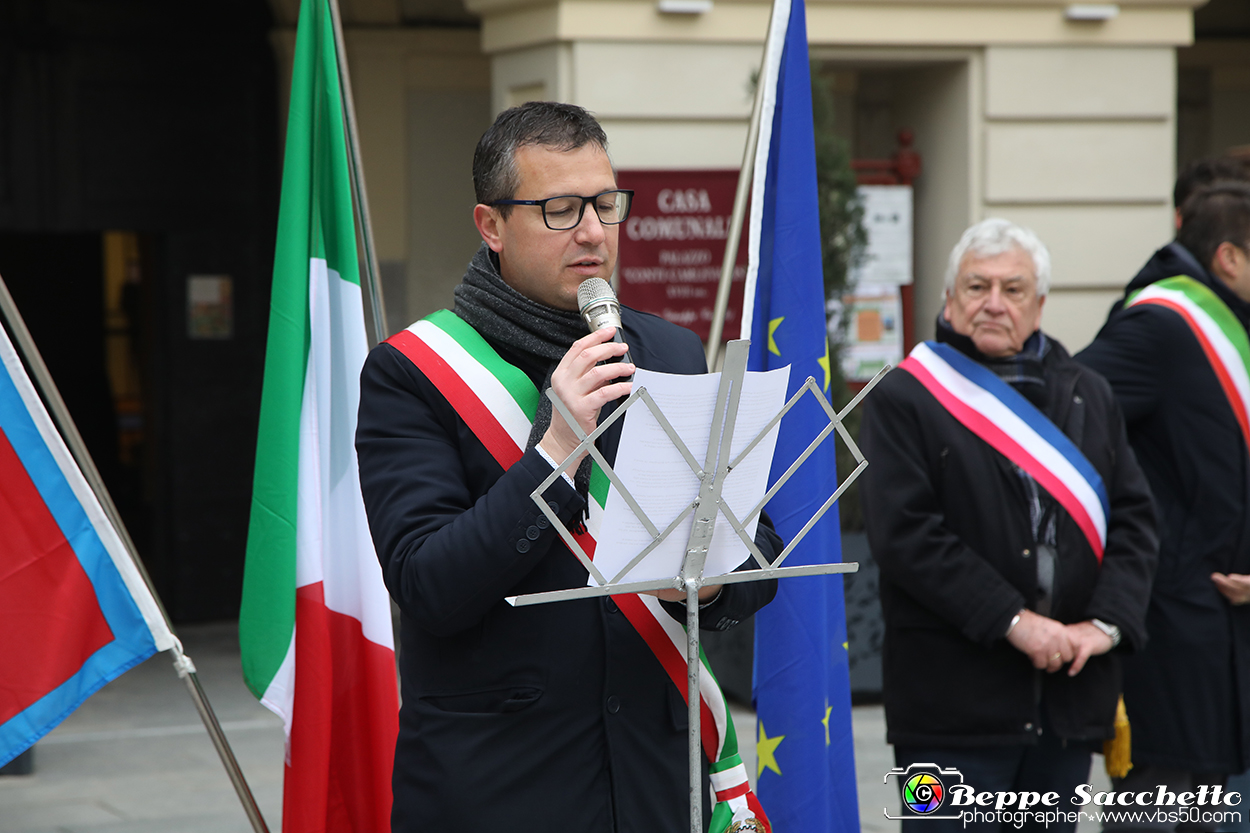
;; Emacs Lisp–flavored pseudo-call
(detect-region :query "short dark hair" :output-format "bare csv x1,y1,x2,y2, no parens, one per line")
1177,181,1250,271
1174,156,1250,210
472,102,610,214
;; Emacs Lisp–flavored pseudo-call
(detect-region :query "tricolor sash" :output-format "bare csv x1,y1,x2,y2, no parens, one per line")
899,341,1110,562
1125,275,1250,451
386,309,770,833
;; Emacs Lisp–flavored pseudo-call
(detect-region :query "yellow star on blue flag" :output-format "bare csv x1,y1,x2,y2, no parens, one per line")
768,317,784,356
757,723,785,778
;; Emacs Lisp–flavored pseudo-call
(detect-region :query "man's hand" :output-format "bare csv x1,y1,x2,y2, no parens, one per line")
1212,572,1250,605
1063,621,1114,676
539,327,634,466
1006,609,1075,673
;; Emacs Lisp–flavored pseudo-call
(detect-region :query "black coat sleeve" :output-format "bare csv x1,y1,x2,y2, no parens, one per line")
356,342,588,637
1080,379,1158,652
860,372,1027,647
1075,306,1170,422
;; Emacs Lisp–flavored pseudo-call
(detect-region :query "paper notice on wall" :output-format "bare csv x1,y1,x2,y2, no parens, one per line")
840,284,903,382
852,185,912,285
187,275,233,339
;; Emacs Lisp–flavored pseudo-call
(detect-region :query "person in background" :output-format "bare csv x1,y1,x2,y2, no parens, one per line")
1171,157,1250,229
1078,181,1250,832
862,218,1157,833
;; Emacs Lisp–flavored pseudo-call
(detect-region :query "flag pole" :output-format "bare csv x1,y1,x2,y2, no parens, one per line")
704,0,782,370
0,274,271,833
327,0,389,347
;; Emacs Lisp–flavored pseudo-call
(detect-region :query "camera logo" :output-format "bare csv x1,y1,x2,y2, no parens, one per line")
903,772,945,814
884,763,966,820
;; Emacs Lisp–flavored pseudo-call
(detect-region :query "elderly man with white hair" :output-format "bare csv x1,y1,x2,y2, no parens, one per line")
861,219,1157,832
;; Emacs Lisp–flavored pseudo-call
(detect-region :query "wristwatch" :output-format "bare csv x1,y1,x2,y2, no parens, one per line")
1090,618,1121,648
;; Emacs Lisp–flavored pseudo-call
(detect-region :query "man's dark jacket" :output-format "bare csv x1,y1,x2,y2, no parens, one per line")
861,330,1156,746
1077,243,1250,773
356,306,779,832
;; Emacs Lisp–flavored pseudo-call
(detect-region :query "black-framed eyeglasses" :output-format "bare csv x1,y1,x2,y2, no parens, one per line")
490,189,634,231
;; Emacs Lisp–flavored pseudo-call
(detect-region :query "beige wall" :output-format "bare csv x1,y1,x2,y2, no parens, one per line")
351,30,492,331
895,57,981,342
470,0,1200,52
492,44,571,113
270,0,1200,349
272,26,492,333
465,0,1194,351
980,45,1177,351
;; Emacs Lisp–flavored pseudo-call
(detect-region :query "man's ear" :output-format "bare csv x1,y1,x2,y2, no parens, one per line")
474,204,505,253
1211,241,1242,285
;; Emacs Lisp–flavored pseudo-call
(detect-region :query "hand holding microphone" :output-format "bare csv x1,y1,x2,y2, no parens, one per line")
538,279,635,466
577,278,633,367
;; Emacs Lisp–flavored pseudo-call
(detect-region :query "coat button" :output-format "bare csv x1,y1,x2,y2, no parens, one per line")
1022,548,1031,557
516,539,531,553
526,525,541,541
607,695,621,714
605,598,618,614
536,515,550,529
1024,722,1034,731
548,500,559,512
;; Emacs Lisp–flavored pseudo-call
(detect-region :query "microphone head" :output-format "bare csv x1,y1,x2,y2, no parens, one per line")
578,278,622,332
577,278,615,314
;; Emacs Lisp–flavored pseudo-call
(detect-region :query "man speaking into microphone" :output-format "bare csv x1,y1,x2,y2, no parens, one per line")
356,101,779,832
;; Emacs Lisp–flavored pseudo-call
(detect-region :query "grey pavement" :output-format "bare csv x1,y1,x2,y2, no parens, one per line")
0,624,285,833
0,621,1109,833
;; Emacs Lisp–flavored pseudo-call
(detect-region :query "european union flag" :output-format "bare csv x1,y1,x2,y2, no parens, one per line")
745,0,859,829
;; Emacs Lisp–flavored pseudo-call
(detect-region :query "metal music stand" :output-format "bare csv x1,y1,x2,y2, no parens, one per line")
509,339,886,833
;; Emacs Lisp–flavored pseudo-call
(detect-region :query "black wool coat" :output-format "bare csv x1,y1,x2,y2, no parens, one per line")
356,306,779,832
1077,243,1250,774
861,333,1157,747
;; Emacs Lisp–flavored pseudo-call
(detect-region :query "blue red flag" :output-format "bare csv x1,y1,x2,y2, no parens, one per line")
745,0,860,829
0,311,174,766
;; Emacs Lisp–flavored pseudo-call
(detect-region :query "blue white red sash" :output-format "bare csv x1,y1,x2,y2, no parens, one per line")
899,341,1110,562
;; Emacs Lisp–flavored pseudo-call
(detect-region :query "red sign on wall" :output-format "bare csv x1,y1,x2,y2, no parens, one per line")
616,170,749,342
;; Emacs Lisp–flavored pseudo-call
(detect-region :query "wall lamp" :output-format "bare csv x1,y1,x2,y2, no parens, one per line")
1064,4,1120,21
657,0,713,14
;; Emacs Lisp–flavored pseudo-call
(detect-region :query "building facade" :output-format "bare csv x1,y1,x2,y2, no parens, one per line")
0,0,1244,620
303,0,1246,352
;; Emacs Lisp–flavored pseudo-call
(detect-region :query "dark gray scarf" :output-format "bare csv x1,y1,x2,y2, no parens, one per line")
935,313,1049,409
454,244,587,366
453,244,594,506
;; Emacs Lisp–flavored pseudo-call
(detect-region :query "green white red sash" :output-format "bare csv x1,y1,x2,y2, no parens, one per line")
1126,275,1250,450
386,309,769,833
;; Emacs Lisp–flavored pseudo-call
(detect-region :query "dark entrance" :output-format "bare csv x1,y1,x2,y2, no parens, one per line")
0,2,281,621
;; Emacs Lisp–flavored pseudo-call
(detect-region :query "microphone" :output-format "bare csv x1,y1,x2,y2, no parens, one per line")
577,278,633,367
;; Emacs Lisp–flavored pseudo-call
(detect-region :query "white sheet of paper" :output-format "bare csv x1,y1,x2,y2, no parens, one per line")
591,364,790,585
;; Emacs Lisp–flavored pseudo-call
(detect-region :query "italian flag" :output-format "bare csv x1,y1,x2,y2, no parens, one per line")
240,0,398,831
